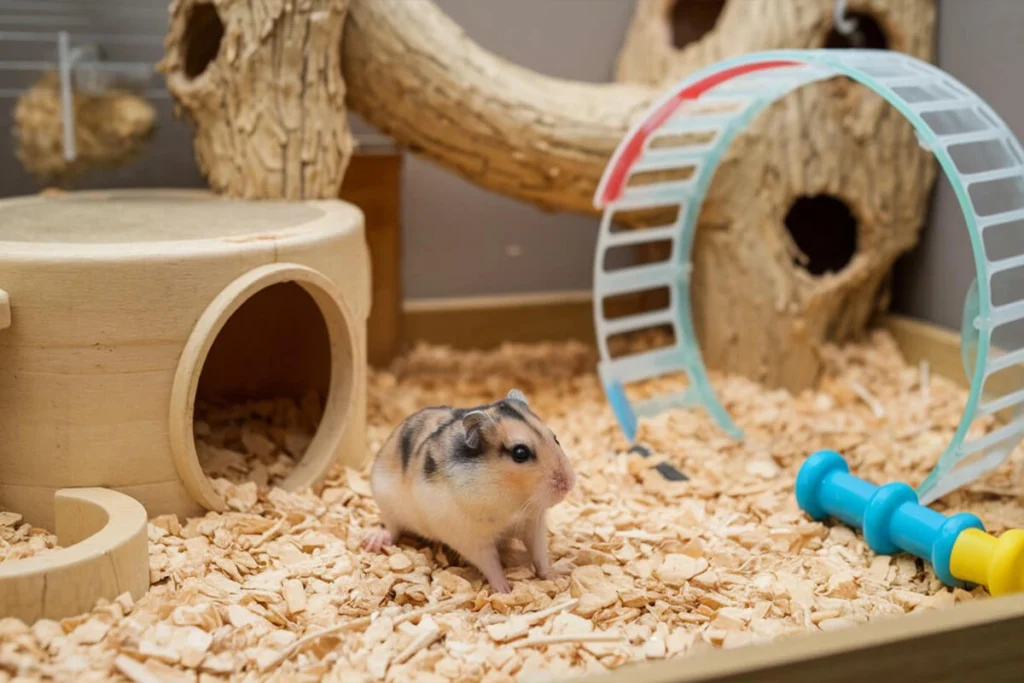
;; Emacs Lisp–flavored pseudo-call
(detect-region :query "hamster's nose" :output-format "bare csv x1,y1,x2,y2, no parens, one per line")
552,467,575,498
563,453,577,490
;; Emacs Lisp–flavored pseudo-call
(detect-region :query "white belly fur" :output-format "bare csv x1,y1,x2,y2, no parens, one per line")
370,462,515,547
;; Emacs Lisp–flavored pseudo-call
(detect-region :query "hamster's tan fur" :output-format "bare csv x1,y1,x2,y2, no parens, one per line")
362,389,576,593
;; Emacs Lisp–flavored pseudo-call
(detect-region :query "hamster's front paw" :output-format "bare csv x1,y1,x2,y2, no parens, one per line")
361,528,394,553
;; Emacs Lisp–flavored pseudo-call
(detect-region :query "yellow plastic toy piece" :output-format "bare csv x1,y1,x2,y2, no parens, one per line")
949,528,1024,596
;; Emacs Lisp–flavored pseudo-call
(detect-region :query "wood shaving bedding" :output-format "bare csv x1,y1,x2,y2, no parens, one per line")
1,329,1023,682
0,512,58,564
194,393,321,489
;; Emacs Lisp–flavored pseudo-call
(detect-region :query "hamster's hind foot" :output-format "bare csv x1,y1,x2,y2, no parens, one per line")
361,528,395,553
488,575,511,594
451,540,511,593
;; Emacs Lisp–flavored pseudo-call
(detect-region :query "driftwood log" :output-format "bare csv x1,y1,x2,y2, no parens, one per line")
160,0,937,391
159,0,354,199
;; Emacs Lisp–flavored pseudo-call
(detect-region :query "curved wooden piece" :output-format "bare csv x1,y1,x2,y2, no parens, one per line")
0,488,150,623
169,262,359,511
159,0,354,199
341,0,659,214
341,0,933,216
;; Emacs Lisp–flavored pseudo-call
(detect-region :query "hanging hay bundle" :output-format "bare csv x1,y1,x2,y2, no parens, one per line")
12,72,157,185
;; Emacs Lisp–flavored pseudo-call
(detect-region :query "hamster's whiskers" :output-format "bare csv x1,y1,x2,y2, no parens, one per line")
510,492,543,532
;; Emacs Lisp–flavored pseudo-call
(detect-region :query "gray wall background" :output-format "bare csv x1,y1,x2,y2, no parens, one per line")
1,0,1023,332
893,0,1024,335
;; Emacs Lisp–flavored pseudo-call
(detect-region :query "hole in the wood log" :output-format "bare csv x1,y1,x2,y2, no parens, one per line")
670,0,726,50
182,2,224,80
824,12,889,50
784,195,858,276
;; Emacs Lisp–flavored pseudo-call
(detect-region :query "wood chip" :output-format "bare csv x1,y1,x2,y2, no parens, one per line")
485,599,579,643
262,595,469,672
389,553,414,572
514,632,625,648
394,617,444,665
655,554,709,586
849,380,886,418
283,579,307,615
114,656,162,683
71,617,111,645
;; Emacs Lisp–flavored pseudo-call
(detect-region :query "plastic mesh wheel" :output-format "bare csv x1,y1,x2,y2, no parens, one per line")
592,49,1024,504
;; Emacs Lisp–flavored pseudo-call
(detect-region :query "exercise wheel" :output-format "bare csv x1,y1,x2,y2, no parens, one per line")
592,49,1024,504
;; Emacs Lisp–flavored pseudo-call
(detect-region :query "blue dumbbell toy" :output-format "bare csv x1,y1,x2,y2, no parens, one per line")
795,450,984,587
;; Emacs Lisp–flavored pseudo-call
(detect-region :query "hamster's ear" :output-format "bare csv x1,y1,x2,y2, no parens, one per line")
506,389,529,407
462,410,493,449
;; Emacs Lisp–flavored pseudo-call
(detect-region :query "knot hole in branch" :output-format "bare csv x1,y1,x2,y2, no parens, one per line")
670,0,726,50
183,3,225,80
784,195,858,276
825,11,890,50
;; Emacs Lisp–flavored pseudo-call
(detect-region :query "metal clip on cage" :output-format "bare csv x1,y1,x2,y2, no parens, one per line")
53,30,157,162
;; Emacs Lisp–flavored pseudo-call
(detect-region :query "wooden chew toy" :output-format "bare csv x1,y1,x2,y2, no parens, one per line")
0,488,149,623
0,189,370,619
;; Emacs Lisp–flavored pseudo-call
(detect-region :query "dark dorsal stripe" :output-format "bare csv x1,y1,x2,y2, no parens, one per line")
400,407,452,472
423,454,438,479
424,407,468,446
399,414,421,472
423,399,547,467
495,400,546,441
399,428,415,471
495,401,525,422
453,437,483,462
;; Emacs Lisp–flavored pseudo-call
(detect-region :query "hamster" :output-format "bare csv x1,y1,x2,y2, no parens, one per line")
361,389,576,593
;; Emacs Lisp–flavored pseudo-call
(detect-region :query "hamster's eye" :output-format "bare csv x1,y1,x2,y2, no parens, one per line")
511,444,535,464
553,434,560,445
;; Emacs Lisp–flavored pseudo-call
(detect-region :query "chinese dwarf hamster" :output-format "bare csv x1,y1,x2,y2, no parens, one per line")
362,389,576,593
